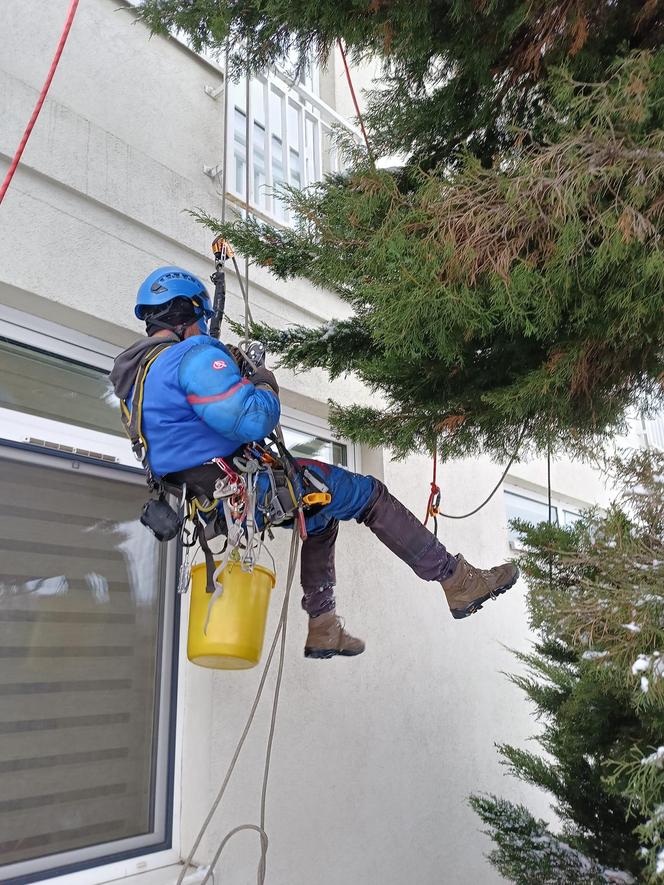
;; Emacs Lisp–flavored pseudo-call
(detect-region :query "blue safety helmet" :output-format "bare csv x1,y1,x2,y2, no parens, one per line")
135,266,214,333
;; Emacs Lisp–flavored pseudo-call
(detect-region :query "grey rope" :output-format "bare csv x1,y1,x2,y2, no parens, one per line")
230,252,254,327
179,524,301,885
438,424,528,520
244,67,251,344
220,47,229,226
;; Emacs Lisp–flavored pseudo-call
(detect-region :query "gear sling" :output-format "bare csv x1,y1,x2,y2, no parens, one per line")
118,339,331,668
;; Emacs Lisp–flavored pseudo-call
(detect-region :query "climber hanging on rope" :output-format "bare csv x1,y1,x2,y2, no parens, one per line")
110,265,519,659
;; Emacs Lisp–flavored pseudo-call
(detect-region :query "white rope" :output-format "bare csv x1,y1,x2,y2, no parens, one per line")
177,524,301,885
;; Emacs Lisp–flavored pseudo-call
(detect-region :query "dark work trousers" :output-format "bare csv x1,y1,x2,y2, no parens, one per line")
296,463,458,617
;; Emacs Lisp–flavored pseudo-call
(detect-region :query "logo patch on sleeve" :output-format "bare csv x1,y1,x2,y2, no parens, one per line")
212,359,227,370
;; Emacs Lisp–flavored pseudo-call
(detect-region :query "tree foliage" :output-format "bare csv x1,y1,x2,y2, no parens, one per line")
137,0,664,165
471,451,664,884
138,0,664,462
198,54,664,459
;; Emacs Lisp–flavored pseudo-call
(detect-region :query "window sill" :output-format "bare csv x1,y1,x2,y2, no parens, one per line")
99,864,207,885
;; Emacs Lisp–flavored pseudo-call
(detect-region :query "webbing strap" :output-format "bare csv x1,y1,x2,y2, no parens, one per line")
120,341,176,468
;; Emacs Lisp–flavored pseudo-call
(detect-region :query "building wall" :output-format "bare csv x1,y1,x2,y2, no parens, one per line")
0,3,629,884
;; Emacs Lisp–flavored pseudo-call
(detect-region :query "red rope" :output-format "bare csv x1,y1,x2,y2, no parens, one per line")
0,0,80,206
337,39,376,164
424,441,441,525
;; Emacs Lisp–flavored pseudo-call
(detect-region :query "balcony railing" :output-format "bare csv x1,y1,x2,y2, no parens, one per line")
210,67,361,224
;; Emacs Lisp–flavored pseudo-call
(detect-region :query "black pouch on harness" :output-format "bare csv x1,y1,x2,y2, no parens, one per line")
140,496,182,542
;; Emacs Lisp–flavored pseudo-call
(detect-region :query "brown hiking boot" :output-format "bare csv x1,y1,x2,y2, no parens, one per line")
441,554,519,620
304,612,366,659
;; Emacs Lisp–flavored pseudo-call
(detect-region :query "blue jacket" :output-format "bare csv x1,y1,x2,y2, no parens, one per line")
133,335,279,476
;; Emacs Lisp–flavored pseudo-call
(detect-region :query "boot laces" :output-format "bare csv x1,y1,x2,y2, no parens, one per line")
463,565,492,588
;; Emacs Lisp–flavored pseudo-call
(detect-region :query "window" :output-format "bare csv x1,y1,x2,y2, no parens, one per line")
641,412,664,451
281,425,347,467
279,405,356,471
227,70,353,222
0,338,130,466
504,488,582,550
0,322,177,884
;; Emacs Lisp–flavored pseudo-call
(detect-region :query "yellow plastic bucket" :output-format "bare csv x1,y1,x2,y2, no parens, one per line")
187,560,276,670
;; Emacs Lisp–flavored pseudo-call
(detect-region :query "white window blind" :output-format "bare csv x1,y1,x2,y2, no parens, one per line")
0,448,175,881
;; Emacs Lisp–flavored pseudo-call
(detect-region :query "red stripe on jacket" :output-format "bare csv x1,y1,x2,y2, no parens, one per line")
186,378,250,405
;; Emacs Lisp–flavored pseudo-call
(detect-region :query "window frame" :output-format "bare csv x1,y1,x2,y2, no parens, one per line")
0,441,181,885
0,307,136,466
280,403,359,472
504,484,584,551
0,310,182,884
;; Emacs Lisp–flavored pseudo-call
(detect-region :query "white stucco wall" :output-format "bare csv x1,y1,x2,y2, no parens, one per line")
0,3,631,884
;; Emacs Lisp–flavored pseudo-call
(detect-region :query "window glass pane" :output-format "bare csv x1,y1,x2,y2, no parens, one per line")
269,87,287,221
332,442,347,467
287,102,302,189
0,452,170,873
504,490,558,545
281,425,347,466
228,74,329,217
251,79,265,127
643,414,664,450
304,116,319,184
0,340,121,437
251,80,267,209
253,119,266,208
321,124,337,176
233,106,247,197
563,509,582,527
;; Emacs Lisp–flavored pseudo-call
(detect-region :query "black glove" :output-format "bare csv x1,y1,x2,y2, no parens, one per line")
251,365,279,394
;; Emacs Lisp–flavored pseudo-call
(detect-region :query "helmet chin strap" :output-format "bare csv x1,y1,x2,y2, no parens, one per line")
146,317,189,340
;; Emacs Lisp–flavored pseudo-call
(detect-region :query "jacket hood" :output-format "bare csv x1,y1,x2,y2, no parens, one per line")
109,333,179,400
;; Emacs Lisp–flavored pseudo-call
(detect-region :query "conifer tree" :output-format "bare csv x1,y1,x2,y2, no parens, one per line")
137,1,664,166
137,1,664,461
471,452,664,884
